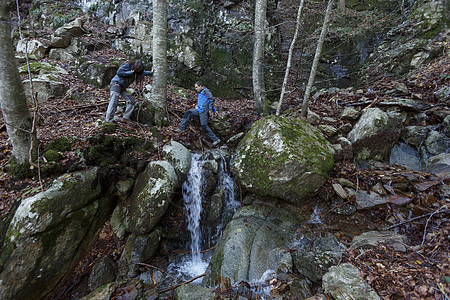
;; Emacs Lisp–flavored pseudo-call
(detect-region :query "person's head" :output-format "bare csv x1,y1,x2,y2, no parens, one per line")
194,81,203,92
130,60,145,84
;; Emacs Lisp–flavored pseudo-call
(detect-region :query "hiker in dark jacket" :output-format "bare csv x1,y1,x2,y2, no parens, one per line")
176,82,220,146
105,60,152,123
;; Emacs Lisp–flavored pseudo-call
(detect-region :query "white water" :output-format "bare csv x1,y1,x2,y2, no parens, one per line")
80,0,99,11
307,201,323,224
168,152,239,283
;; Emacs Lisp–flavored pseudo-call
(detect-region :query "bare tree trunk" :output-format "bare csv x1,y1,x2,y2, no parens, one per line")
252,0,268,115
301,0,335,118
152,0,168,128
276,0,306,116
0,1,35,170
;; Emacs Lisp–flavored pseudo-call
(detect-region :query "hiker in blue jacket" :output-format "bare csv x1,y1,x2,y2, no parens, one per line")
176,81,220,146
105,60,153,123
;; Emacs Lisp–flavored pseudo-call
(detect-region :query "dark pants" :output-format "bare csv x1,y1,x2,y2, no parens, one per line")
179,109,218,142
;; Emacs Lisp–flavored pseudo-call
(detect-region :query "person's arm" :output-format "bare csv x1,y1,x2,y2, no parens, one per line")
116,63,133,77
204,89,216,113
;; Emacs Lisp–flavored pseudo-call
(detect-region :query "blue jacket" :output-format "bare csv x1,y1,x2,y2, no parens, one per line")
197,87,216,114
111,63,152,90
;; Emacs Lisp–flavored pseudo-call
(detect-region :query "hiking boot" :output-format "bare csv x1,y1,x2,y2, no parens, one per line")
174,128,184,133
212,139,220,146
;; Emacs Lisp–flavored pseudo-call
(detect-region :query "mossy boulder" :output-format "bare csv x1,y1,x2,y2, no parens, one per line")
44,150,63,162
231,116,335,203
45,136,72,152
0,168,115,300
129,161,178,235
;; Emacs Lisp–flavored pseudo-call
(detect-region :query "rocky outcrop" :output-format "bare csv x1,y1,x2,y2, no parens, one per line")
0,168,115,300
231,115,335,203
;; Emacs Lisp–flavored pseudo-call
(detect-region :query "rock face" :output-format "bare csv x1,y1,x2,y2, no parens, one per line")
129,161,178,235
231,116,335,203
203,200,302,286
0,168,115,300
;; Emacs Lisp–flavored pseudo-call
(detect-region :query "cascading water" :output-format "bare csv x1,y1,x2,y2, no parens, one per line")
168,152,239,283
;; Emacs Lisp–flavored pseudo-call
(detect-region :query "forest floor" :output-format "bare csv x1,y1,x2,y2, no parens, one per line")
0,47,449,299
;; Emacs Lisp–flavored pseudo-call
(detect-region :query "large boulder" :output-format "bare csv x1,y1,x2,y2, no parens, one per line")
129,161,178,235
16,39,48,60
202,200,303,286
23,74,67,103
0,168,115,300
348,108,402,160
231,116,335,203
72,59,121,89
50,17,86,48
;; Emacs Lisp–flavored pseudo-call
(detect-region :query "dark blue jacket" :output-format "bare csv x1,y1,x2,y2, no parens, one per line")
110,63,152,91
197,87,216,114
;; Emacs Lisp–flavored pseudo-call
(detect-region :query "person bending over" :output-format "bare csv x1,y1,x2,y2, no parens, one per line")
105,60,152,123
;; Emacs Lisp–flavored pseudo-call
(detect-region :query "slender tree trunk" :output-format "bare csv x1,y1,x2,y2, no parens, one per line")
276,0,306,116
338,0,345,11
152,0,168,128
0,1,35,169
301,0,335,118
252,0,268,115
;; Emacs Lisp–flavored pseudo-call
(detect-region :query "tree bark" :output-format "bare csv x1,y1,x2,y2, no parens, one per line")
151,0,168,128
301,0,335,118
0,1,35,167
276,0,306,116
252,0,268,115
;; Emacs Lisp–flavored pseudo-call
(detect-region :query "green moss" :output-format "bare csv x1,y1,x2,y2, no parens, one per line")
101,122,117,134
8,157,35,179
45,137,72,152
44,150,62,162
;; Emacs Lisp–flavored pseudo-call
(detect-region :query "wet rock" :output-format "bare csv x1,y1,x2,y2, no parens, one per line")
88,256,115,291
203,201,302,286
355,190,386,209
389,143,423,171
117,228,162,279
351,231,408,252
322,263,380,300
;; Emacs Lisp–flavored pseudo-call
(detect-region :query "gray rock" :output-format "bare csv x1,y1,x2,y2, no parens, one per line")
319,125,339,137
425,130,447,156
51,18,86,48
23,74,66,103
175,284,216,300
434,85,450,103
231,116,335,203
88,256,115,291
351,231,408,252
307,109,321,125
389,143,423,171
110,202,130,239
403,126,429,147
341,107,360,120
322,263,380,300
355,190,386,209
203,201,302,286
117,228,162,279
162,140,192,183
348,108,402,160
427,153,450,179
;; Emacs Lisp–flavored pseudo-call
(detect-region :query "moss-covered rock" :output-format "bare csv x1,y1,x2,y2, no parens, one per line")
231,115,335,203
44,149,63,162
45,136,72,152
0,168,115,300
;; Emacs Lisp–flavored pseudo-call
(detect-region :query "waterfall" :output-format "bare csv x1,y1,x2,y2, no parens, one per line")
183,153,206,267
168,151,239,282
